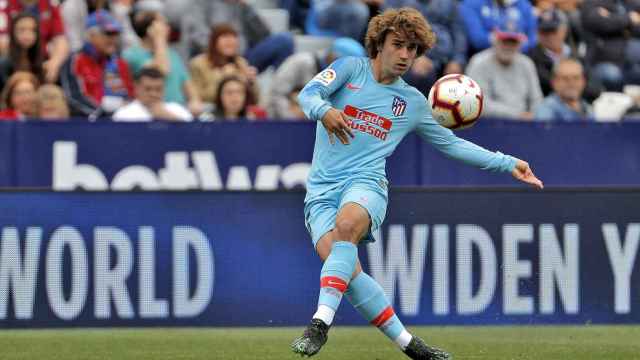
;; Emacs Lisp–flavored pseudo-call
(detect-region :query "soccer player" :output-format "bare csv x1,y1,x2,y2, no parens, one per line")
291,7,544,360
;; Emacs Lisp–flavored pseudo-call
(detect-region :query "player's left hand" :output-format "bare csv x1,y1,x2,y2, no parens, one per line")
512,159,543,189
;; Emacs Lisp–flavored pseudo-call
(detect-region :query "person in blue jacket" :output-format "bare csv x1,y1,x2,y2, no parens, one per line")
459,0,538,53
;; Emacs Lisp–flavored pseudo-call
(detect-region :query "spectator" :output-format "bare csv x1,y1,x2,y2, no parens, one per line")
189,24,259,108
280,0,310,32
466,25,543,120
423,0,468,74
460,0,538,54
203,76,266,121
0,71,38,120
528,8,577,96
287,87,306,120
533,58,592,121
389,0,468,70
0,0,70,83
533,0,584,52
533,0,555,12
0,13,43,91
125,5,203,115
556,0,586,53
62,0,107,52
305,0,370,39
581,0,640,86
62,0,139,52
180,0,294,73
388,0,467,95
36,84,69,120
621,85,640,119
268,37,366,119
60,10,134,118
592,63,634,121
113,67,193,122
159,0,189,34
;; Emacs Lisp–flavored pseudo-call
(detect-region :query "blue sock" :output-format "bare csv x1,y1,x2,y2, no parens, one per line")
345,272,411,349
315,241,358,323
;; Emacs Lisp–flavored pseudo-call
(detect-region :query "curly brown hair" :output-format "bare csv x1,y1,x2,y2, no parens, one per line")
365,7,436,59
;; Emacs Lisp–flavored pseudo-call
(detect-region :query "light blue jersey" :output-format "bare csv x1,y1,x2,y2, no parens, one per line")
300,56,515,198
298,56,516,245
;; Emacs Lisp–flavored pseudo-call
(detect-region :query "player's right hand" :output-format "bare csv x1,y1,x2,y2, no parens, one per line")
321,108,354,145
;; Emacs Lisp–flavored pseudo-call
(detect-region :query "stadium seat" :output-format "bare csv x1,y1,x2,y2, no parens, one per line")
246,0,279,9
294,35,334,54
257,8,291,34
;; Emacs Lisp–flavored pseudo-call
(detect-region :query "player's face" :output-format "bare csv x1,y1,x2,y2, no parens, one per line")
379,32,419,78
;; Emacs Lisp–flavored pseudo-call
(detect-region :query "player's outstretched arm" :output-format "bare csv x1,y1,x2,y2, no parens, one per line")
511,158,544,189
321,108,354,145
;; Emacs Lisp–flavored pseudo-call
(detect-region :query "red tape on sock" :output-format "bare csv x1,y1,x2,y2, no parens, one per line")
371,306,395,327
320,276,348,293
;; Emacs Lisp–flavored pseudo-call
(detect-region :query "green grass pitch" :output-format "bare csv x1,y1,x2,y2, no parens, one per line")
0,326,638,359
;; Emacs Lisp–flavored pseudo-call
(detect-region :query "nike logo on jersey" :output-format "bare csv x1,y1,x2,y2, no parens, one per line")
346,83,361,90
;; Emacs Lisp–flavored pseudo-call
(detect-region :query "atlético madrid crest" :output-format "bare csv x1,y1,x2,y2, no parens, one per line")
392,96,406,117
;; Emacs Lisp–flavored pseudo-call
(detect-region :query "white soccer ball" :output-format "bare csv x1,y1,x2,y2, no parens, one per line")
427,74,484,130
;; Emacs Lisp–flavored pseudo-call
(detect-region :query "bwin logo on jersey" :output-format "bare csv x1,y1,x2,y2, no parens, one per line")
392,96,406,117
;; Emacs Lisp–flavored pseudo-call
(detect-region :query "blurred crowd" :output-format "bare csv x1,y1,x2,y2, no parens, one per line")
0,0,639,123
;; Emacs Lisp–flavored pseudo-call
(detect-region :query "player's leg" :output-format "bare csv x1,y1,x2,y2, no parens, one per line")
344,272,450,359
292,202,370,357
338,184,451,359
312,202,368,325
337,186,412,348
314,228,362,274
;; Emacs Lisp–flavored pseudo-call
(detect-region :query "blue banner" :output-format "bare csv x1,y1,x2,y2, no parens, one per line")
0,190,638,328
0,120,638,189
14,122,316,190
0,124,12,187
12,121,420,190
420,121,640,186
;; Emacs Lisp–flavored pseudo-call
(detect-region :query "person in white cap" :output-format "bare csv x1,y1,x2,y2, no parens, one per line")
466,23,543,120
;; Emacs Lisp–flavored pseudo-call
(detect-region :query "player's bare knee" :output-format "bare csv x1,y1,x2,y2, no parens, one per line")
334,218,363,244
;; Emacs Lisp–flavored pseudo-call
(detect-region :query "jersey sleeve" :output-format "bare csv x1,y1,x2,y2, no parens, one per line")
297,56,357,122
415,105,516,173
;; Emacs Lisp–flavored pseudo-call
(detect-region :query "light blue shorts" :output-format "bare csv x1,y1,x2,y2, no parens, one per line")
304,179,388,248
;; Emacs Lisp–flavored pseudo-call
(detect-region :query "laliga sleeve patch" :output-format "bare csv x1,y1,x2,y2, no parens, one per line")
312,69,337,86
